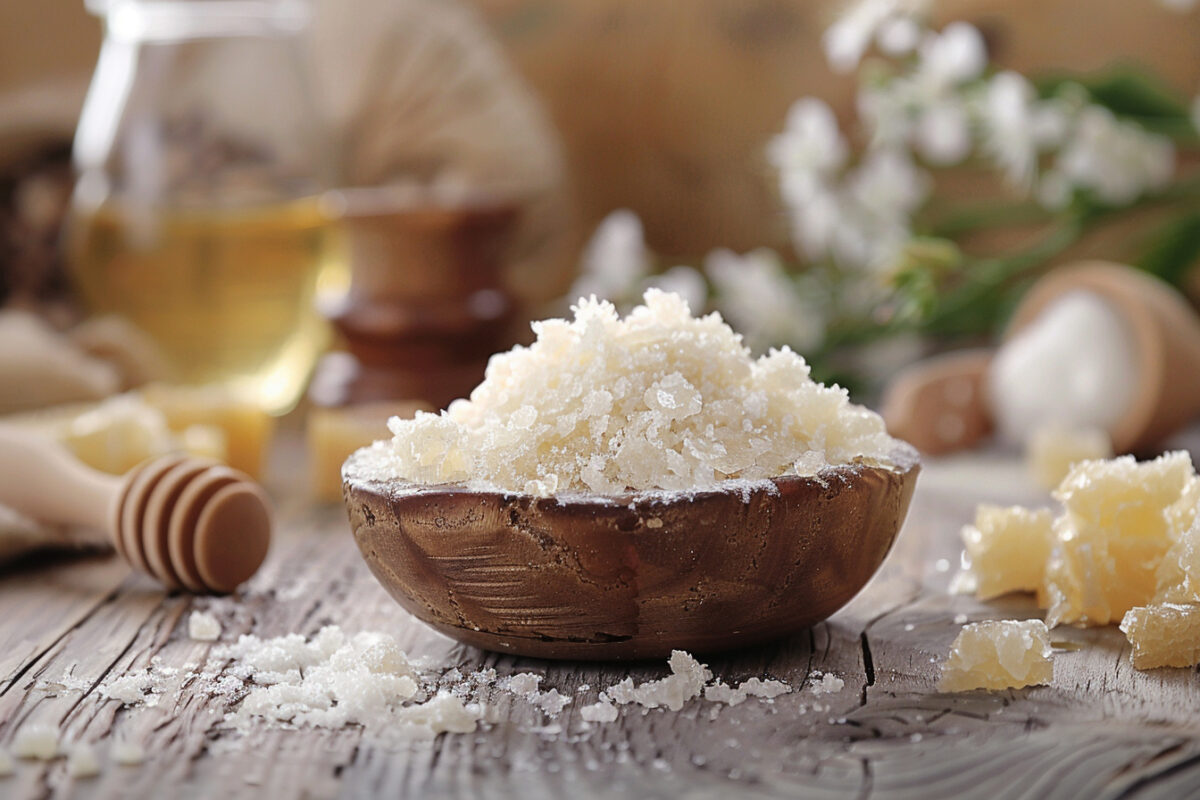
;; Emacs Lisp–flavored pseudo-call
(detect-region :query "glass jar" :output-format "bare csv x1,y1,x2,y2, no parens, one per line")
67,0,336,414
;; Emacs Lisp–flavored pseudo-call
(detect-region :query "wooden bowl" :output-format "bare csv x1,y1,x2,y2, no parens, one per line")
342,447,919,660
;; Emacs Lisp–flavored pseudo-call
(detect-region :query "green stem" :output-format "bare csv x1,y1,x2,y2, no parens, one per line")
815,172,1200,356
929,200,1054,239
920,217,1083,337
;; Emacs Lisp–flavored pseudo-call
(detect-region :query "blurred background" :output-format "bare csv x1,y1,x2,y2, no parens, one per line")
2,0,1200,499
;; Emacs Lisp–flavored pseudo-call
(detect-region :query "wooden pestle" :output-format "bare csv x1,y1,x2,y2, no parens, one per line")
0,426,270,592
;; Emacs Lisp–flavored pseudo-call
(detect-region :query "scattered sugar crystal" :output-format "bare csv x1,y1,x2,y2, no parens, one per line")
625,651,712,711
580,701,619,723
532,689,571,716
1026,426,1113,491
223,626,434,730
503,673,541,697
705,677,791,706
962,505,1055,601
188,611,222,642
704,682,746,706
948,570,978,595
1119,603,1200,669
0,749,13,777
390,693,480,736
13,724,58,760
66,743,100,778
110,739,145,766
939,620,1053,692
101,673,157,706
597,652,711,712
603,678,636,705
743,678,790,699
954,614,969,625
212,626,486,736
811,674,844,694
54,668,90,694
350,290,907,496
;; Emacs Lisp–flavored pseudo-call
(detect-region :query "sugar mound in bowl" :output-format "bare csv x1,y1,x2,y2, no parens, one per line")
343,290,919,659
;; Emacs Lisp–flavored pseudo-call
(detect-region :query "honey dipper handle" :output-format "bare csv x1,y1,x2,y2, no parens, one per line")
0,425,121,531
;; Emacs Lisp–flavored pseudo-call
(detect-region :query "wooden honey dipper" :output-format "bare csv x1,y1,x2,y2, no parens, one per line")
0,426,271,592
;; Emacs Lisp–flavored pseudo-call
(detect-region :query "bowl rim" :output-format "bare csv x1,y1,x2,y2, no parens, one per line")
342,442,920,508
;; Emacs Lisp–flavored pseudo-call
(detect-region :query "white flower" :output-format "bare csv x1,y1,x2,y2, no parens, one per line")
858,22,986,167
1030,100,1071,150
570,209,649,302
823,0,901,73
1052,106,1175,206
704,248,825,352
981,71,1038,188
823,0,930,73
842,149,927,273
643,266,708,313
876,15,922,56
783,148,926,274
846,147,930,219
915,22,987,91
768,98,849,204
789,184,842,264
858,82,913,149
913,97,972,165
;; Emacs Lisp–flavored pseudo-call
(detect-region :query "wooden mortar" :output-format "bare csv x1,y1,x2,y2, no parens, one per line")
342,447,919,660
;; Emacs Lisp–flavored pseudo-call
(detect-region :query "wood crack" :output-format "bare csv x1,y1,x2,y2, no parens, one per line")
0,583,123,698
859,631,875,707
1110,744,1200,800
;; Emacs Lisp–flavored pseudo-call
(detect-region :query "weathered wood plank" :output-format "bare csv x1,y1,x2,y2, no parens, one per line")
0,452,1199,799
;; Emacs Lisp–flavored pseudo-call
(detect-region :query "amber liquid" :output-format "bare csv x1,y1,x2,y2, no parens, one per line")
68,199,341,414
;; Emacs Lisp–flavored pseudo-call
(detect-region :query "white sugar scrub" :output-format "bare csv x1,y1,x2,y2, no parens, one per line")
988,291,1138,445
81,627,795,742
704,677,791,706
188,610,222,642
347,290,910,498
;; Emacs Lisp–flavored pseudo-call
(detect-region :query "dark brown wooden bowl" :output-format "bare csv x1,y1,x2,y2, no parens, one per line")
342,447,919,660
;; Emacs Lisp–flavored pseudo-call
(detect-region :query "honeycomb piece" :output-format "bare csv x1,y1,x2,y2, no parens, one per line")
1053,452,1192,543
962,505,1054,600
140,383,274,478
1042,452,1194,627
1155,506,1200,603
939,620,1053,692
1025,426,1112,491
1119,603,1200,669
60,395,177,474
308,401,430,503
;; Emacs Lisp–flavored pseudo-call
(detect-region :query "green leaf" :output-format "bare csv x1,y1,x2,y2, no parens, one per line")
1135,212,1200,287
1037,65,1195,138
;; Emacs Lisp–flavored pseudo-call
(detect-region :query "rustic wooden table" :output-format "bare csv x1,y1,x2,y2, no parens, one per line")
3,440,1200,800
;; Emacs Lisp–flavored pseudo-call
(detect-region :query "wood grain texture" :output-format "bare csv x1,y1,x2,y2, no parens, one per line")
1,443,1199,799
343,456,918,659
